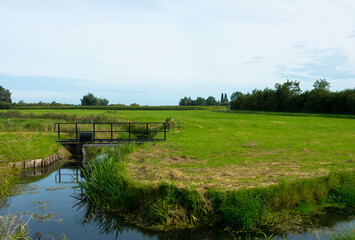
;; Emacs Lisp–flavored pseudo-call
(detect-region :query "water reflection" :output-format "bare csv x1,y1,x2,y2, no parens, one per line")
3,158,354,240
74,199,235,240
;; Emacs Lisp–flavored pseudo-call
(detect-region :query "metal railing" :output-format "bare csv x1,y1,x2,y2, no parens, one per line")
54,122,168,142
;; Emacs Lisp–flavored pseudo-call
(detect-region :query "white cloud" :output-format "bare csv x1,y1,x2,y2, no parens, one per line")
0,0,354,104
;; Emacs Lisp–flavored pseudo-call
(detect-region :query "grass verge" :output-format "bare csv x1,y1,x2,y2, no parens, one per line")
77,146,355,231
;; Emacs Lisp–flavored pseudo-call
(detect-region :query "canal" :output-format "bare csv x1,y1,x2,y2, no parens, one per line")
0,159,354,240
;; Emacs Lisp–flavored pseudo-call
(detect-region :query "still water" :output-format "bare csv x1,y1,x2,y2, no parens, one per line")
1,159,353,240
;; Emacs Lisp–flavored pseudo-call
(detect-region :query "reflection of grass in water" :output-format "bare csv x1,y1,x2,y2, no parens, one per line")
33,200,51,210
32,212,59,223
45,186,68,191
330,228,355,240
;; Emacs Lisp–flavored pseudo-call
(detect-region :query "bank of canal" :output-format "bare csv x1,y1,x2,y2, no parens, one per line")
0,159,354,240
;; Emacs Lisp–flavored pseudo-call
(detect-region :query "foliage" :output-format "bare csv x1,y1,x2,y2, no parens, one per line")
13,100,71,108
230,79,355,114
81,93,109,106
206,96,218,106
0,86,12,103
13,105,225,110
0,85,12,109
179,94,229,106
220,93,229,106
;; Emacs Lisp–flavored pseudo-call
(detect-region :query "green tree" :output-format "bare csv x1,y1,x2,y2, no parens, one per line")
221,93,229,106
179,97,192,106
0,85,12,109
206,96,217,106
313,78,330,91
194,97,207,106
0,86,12,103
97,98,109,106
81,93,98,106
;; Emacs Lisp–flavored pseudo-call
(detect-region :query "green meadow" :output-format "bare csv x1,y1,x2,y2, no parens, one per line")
1,109,354,189
1,109,354,230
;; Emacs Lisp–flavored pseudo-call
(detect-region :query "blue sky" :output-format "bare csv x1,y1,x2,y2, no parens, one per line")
0,0,354,105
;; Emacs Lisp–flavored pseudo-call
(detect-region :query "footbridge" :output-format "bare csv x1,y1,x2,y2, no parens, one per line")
55,122,168,156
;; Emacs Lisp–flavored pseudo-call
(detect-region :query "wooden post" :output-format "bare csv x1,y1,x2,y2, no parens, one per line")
164,123,166,140
146,123,149,139
129,123,131,140
75,123,78,140
111,123,113,140
93,123,95,140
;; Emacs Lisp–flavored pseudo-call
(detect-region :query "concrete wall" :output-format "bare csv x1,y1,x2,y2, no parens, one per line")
9,152,60,169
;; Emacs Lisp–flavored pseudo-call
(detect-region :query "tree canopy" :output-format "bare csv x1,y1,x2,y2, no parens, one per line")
0,86,11,103
230,79,355,114
81,93,109,106
0,85,12,109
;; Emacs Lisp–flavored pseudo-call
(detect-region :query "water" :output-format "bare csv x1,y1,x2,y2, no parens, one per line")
1,159,353,240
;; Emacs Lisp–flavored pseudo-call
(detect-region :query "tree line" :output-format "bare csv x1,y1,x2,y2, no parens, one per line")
179,93,230,106
230,79,355,114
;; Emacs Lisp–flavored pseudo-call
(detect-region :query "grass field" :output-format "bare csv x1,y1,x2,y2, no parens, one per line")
1,109,354,230
1,109,354,190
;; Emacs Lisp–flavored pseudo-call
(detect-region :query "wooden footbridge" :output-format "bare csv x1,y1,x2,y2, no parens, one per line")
55,122,168,155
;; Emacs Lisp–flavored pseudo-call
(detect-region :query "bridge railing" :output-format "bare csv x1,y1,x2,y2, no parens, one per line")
54,122,167,142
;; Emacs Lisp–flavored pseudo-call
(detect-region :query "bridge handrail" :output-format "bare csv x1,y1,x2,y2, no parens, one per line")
54,122,168,142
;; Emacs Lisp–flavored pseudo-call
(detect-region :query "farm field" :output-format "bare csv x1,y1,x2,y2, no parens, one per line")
1,109,355,232
1,109,354,191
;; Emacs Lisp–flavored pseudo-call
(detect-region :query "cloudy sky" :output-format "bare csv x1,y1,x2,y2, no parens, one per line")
0,0,354,105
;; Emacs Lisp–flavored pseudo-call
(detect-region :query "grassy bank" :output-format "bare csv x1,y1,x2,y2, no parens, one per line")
77,146,355,231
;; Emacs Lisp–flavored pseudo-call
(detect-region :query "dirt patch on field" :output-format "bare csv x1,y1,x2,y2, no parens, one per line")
243,141,258,148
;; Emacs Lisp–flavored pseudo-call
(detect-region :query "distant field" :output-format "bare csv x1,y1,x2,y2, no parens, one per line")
1,109,353,191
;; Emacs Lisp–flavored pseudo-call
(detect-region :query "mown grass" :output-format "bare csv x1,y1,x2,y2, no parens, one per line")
77,146,355,231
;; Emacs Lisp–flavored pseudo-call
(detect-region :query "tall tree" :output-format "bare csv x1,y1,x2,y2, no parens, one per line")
206,96,217,106
81,93,98,106
0,85,12,103
195,97,207,106
313,78,330,91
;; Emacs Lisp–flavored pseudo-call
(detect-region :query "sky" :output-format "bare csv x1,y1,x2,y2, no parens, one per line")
0,0,354,105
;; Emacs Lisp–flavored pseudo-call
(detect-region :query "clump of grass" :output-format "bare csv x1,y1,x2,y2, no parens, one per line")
165,117,184,129
0,214,31,240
